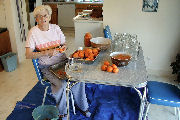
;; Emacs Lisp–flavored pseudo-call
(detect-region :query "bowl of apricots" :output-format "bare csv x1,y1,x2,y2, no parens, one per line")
110,52,131,67
101,61,119,73
70,47,100,64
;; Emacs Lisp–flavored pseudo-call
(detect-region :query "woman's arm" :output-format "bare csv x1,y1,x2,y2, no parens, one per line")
25,47,59,59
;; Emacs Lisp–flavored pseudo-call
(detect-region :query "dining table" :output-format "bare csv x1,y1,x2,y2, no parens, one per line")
50,45,148,120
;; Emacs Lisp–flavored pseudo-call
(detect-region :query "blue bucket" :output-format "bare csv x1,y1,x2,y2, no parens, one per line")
32,105,59,120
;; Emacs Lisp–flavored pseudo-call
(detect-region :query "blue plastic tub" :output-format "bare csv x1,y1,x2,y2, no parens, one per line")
0,52,17,72
32,105,59,120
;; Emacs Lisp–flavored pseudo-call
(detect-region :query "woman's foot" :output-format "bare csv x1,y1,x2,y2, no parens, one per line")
81,109,91,117
75,105,91,117
59,114,67,120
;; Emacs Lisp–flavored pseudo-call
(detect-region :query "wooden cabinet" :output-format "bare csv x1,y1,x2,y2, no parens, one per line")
44,3,58,25
75,4,103,16
0,30,11,71
75,4,89,16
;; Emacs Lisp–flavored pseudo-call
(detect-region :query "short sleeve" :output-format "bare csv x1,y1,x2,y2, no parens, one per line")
55,25,66,44
25,30,36,50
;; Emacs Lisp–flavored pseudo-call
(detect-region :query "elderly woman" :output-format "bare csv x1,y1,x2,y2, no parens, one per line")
25,5,90,119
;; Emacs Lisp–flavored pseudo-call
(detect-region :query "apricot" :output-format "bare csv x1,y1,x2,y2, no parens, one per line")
88,56,94,61
85,58,91,61
113,68,119,73
112,64,117,69
89,53,95,57
101,65,107,71
73,53,79,58
92,49,98,54
107,66,113,72
85,52,89,58
94,52,98,57
79,53,84,58
104,61,110,66
86,49,93,53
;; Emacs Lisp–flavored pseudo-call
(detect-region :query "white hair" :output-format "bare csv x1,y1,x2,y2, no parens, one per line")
33,5,52,18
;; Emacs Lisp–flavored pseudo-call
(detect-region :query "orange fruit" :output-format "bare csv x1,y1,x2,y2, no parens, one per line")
85,58,91,61
107,66,113,72
85,52,89,58
56,48,64,53
104,61,110,66
89,53,95,57
113,68,119,73
79,53,84,58
94,52,98,57
92,49,98,54
86,49,93,53
88,56,94,61
73,53,79,58
112,64,117,69
101,65,107,71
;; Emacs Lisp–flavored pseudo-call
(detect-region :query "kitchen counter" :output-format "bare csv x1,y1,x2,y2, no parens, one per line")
43,1,103,4
73,15,103,23
73,15,103,47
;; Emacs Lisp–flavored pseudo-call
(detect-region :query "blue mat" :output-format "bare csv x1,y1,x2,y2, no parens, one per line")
7,81,143,120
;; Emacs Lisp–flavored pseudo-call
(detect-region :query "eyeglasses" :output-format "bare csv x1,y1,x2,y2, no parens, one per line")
36,14,49,19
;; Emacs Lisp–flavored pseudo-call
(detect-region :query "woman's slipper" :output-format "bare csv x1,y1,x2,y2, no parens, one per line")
59,114,67,120
75,106,91,117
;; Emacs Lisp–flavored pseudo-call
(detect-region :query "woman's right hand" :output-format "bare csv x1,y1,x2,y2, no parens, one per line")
45,49,59,57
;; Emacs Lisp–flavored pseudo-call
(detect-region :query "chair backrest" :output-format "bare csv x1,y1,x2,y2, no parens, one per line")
104,25,112,40
32,58,43,82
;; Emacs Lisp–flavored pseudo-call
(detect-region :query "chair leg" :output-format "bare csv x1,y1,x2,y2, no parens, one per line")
143,102,150,120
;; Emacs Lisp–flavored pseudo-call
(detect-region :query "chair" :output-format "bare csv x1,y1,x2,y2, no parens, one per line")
104,25,112,40
32,58,50,86
144,81,180,120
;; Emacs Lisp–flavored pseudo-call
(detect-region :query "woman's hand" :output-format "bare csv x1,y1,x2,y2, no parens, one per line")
56,45,67,53
45,49,59,57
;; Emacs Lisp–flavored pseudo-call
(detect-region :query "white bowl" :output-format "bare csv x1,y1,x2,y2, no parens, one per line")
90,37,111,50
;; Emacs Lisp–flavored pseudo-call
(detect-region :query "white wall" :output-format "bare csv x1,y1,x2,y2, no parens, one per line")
0,0,6,28
2,0,29,63
103,0,180,76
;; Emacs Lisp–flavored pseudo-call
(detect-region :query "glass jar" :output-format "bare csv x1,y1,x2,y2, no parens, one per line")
84,32,92,47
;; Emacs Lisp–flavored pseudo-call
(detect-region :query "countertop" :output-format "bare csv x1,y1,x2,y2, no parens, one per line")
73,15,103,23
43,1,103,4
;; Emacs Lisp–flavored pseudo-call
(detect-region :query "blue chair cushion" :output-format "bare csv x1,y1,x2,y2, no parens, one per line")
147,81,180,107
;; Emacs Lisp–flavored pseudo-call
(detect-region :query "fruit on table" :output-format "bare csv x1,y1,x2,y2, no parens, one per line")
104,61,110,66
72,48,99,61
101,61,119,73
113,68,119,73
107,66,113,72
101,65,107,71
112,64,117,69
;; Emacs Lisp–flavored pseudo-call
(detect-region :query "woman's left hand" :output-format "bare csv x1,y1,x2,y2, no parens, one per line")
56,45,67,53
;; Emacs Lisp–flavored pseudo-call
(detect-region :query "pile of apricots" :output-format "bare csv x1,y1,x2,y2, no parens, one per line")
72,48,99,61
101,61,119,73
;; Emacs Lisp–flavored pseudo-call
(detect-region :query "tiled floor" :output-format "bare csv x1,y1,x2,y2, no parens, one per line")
0,28,179,120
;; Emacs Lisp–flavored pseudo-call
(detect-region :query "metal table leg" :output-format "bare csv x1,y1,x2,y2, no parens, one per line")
133,86,147,120
66,78,70,120
66,77,79,120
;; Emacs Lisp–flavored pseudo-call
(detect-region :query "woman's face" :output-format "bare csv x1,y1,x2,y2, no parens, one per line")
36,9,51,26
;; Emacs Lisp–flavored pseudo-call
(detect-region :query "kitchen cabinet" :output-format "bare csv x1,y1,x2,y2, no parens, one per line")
0,30,11,71
44,3,58,24
75,4,103,16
